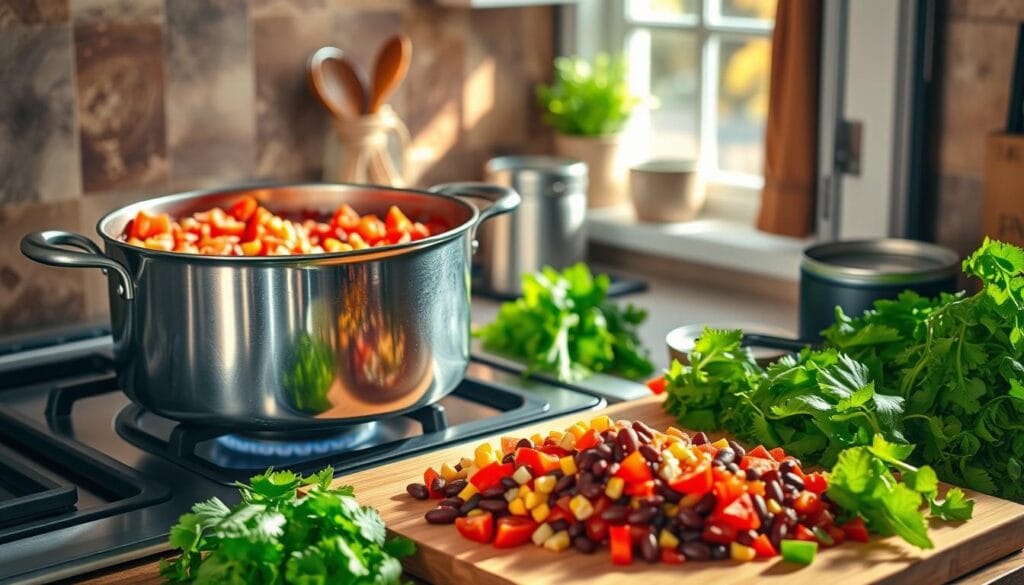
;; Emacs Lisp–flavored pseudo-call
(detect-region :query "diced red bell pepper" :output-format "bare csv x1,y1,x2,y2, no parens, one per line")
555,495,572,513
660,548,687,564
712,493,761,532
804,472,828,494
609,525,633,565
576,429,601,451
793,492,824,516
514,448,561,476
469,461,514,492
586,516,610,541
841,517,870,543
646,376,667,395
701,522,737,544
669,460,713,495
752,533,778,558
592,495,612,515
794,524,817,541
712,474,747,509
493,517,537,548
456,512,494,544
739,455,777,475
615,451,653,484
536,444,571,457
424,467,444,498
825,525,846,546
769,447,786,462
546,506,573,525
624,480,656,498
747,444,772,459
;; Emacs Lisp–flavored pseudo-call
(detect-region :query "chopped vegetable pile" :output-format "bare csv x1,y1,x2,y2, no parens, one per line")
405,416,966,567
124,196,446,256
162,467,414,584
475,264,654,382
662,238,1024,503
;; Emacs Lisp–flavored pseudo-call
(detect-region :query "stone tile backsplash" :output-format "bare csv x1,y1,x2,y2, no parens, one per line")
0,0,554,335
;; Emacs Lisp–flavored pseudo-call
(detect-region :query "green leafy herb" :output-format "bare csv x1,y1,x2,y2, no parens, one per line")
284,335,334,414
475,264,654,382
535,54,643,136
161,467,414,584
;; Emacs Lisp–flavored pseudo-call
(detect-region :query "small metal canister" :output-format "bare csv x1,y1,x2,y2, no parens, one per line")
477,156,588,295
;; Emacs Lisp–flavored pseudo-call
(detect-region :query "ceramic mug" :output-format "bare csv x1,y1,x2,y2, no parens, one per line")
629,159,705,222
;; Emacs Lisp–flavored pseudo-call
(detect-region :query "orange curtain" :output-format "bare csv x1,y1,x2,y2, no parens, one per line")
756,0,822,238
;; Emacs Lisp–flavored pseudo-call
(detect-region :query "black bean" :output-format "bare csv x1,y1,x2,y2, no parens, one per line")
639,444,661,463
761,469,780,483
617,427,640,454
596,443,614,460
714,448,736,465
728,440,746,459
576,450,598,471
600,429,616,443
639,532,660,563
784,508,799,526
549,519,569,533
736,529,758,546
751,494,769,522
582,482,604,499
446,479,468,496
606,462,621,477
500,477,518,490
680,529,702,543
481,486,506,499
691,432,709,446
516,438,532,449
430,476,446,494
636,430,654,444
632,420,656,436
454,462,463,471
425,507,458,524
439,497,464,508
569,521,585,539
710,544,728,560
600,505,628,524
573,536,597,554
548,469,565,480
681,541,711,561
592,459,610,477
628,507,657,525
779,460,795,474
782,472,805,490
502,453,515,464
406,483,429,500
458,495,481,515
726,462,741,473
478,499,508,513
612,441,625,462
555,474,576,494
769,516,788,547
661,486,682,504
766,480,784,503
694,493,717,516
745,468,761,481
652,511,668,530
641,494,666,508
677,507,704,529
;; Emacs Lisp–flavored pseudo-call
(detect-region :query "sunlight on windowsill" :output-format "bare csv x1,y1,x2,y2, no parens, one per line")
586,192,810,282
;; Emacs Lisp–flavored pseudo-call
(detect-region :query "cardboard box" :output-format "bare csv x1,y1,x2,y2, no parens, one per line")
983,133,1024,246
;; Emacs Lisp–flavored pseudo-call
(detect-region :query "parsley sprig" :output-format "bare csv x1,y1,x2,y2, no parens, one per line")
161,467,414,584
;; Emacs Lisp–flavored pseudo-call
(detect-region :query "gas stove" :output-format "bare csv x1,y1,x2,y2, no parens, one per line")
0,329,604,584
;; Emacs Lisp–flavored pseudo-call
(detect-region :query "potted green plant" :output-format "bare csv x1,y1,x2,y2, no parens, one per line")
536,54,640,208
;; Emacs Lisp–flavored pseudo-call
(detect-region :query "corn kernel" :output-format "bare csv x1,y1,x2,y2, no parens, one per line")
669,442,694,462
663,504,679,518
767,499,783,515
679,493,703,508
467,509,486,518
512,466,533,485
530,433,544,445
590,415,612,432
463,465,478,480
569,495,594,520
659,529,680,550
558,432,576,451
458,483,479,501
459,457,474,470
543,530,571,552
535,475,556,494
504,488,520,502
509,498,527,516
524,491,545,510
712,438,730,449
559,457,577,476
605,477,625,500
568,423,588,439
531,523,554,546
531,503,551,523
547,430,564,441
440,462,461,482
730,542,757,562
475,444,497,468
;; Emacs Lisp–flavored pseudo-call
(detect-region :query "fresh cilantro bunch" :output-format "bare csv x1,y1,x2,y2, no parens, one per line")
475,264,654,382
824,238,1024,501
160,467,415,584
827,436,973,549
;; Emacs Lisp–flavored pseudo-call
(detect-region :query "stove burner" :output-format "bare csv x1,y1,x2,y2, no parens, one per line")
214,422,385,459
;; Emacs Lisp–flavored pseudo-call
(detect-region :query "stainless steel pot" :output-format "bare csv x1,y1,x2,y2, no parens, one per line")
21,182,519,430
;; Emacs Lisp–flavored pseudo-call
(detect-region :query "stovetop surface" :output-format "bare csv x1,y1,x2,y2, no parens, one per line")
0,337,604,584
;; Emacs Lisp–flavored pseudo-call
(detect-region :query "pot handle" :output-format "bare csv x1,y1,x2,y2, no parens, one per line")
741,333,819,352
21,231,135,301
428,182,521,230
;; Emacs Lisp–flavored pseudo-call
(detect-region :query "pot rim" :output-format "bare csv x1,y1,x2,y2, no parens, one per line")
801,238,960,285
94,182,478,264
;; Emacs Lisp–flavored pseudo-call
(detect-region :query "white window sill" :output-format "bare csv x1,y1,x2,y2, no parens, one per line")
586,193,811,282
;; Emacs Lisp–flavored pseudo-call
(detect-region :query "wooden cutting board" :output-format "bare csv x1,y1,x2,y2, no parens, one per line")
334,395,1024,585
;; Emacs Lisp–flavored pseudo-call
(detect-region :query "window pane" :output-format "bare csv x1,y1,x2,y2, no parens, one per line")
628,0,699,20
649,30,700,159
716,35,770,175
719,0,776,21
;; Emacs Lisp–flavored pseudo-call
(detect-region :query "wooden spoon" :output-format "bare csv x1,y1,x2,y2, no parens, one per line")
367,34,412,114
309,46,367,119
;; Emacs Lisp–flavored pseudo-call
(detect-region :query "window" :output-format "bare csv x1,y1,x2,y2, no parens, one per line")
604,0,776,191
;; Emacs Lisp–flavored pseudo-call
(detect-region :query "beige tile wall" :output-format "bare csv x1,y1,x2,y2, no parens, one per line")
0,0,555,335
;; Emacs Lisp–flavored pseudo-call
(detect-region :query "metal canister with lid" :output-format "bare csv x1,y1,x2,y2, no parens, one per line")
798,239,960,340
476,156,588,296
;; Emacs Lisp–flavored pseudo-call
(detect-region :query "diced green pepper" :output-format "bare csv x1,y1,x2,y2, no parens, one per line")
780,539,818,565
